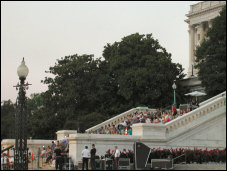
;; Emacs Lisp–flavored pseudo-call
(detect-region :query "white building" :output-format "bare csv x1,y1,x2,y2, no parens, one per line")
185,1,226,77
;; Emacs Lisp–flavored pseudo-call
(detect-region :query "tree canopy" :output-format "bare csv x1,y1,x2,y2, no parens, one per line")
2,33,189,139
195,6,226,98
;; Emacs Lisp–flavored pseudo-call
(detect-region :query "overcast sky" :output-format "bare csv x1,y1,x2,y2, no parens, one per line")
1,1,201,103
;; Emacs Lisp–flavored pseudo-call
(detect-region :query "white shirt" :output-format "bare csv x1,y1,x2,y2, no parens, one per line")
115,149,120,158
41,150,46,155
146,118,151,123
82,149,90,158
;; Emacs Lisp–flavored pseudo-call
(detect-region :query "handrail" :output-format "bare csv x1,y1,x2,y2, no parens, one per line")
165,95,226,138
200,91,226,107
85,108,137,132
86,91,226,134
173,153,185,161
86,107,156,132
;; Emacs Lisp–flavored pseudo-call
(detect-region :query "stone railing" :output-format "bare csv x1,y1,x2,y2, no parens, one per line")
200,91,226,107
132,93,226,143
165,95,226,140
190,1,226,13
85,107,156,132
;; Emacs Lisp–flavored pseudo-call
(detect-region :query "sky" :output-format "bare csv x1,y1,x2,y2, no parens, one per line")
1,1,201,103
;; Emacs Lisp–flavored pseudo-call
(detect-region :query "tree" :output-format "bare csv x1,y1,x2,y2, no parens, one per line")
195,6,226,98
103,33,187,108
1,100,16,140
30,33,188,138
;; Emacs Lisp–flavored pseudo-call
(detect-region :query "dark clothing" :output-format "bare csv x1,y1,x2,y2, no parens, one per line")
90,148,96,158
82,157,89,170
56,157,63,170
115,157,119,170
90,148,96,170
192,101,199,106
54,148,62,157
54,148,62,170
45,155,52,163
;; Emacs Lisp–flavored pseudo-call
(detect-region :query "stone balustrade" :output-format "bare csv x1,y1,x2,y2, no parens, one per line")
85,107,156,132
200,91,226,107
190,1,225,13
166,95,226,139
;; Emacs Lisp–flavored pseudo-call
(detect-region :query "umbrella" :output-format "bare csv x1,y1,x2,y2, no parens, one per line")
185,91,206,101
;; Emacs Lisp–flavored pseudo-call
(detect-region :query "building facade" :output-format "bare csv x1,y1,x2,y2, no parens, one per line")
185,1,226,77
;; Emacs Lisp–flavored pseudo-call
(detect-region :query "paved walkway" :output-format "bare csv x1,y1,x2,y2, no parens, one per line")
28,157,55,170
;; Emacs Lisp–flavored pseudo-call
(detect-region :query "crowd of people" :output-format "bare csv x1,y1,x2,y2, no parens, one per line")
34,139,69,170
86,100,200,135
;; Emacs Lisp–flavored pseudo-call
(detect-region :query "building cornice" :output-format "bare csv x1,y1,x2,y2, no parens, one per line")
186,3,225,18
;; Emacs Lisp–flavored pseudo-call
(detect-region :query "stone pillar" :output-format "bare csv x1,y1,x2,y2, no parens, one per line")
208,19,213,28
187,25,195,77
198,22,204,44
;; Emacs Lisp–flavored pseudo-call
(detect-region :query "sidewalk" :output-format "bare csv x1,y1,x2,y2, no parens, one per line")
28,157,55,170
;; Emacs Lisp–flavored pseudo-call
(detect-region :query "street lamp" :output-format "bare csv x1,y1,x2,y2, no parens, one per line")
172,80,177,108
191,62,194,77
13,58,31,170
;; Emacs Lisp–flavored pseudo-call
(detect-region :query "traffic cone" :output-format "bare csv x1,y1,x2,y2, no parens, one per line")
125,128,128,135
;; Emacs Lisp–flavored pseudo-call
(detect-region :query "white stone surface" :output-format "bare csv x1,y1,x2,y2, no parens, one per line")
185,1,226,77
56,130,77,140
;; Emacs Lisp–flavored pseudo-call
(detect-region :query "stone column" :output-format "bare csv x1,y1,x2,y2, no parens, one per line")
188,25,195,77
198,22,204,44
208,19,213,28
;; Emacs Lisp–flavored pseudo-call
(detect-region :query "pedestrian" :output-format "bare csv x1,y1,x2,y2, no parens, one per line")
54,145,63,170
90,144,96,170
37,147,41,169
81,146,90,170
128,127,132,135
115,146,120,170
51,141,57,150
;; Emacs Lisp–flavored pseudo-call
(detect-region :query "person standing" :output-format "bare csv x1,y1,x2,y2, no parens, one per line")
81,146,90,170
90,144,96,170
51,141,57,150
54,145,63,170
37,147,41,169
115,146,120,170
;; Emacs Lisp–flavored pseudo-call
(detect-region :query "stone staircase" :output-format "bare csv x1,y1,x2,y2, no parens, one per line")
86,91,226,135
85,107,156,132
132,91,226,149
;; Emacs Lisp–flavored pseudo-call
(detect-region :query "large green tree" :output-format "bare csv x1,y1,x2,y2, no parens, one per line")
195,6,226,98
103,33,187,108
29,33,188,139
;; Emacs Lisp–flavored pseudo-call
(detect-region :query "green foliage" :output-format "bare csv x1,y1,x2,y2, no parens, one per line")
3,33,189,139
1,100,16,140
103,33,187,108
195,6,226,98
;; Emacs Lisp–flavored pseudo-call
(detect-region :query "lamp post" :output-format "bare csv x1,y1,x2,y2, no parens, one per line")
191,62,194,77
13,58,31,170
172,80,177,108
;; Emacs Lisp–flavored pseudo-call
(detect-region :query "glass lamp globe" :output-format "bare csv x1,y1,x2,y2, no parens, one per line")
17,58,29,79
172,82,177,90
